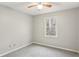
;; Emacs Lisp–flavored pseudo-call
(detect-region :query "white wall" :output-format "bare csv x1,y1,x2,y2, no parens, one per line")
0,5,32,55
76,8,79,51
33,8,79,52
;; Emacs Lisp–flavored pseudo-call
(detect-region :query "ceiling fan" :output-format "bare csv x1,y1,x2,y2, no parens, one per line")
27,2,53,9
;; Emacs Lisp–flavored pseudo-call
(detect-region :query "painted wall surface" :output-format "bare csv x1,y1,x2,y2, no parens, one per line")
0,5,32,54
76,8,79,51
33,8,79,52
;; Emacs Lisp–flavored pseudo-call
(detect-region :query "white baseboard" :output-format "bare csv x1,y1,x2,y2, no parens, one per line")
32,42,79,54
0,43,32,57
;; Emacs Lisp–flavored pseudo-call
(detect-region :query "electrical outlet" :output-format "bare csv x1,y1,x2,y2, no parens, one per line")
9,43,16,49
13,43,16,47
9,44,11,48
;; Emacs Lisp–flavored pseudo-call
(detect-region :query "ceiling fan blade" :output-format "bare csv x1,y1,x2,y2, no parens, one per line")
27,4,37,8
43,4,52,8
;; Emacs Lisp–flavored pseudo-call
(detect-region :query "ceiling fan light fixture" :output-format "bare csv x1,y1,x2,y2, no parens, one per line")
37,4,43,9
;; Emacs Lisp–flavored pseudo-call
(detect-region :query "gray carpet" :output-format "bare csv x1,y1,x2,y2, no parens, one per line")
3,44,79,57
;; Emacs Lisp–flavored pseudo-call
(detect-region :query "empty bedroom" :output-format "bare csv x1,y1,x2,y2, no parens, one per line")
0,1,79,57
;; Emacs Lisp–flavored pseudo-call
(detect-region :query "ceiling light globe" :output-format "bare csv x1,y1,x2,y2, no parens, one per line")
37,4,43,9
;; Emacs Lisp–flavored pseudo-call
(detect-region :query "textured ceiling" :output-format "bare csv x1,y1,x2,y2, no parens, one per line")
0,2,79,15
